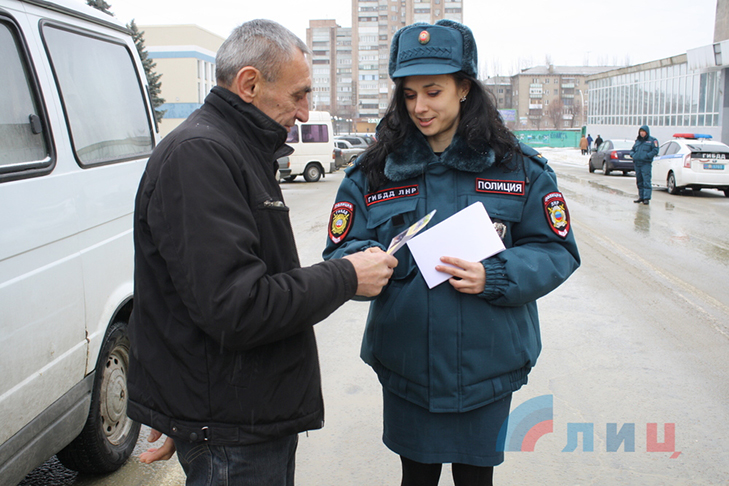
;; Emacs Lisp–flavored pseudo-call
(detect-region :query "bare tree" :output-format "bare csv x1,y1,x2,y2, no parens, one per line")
570,102,582,128
546,99,564,129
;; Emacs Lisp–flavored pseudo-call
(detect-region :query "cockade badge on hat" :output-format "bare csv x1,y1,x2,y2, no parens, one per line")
418,30,430,44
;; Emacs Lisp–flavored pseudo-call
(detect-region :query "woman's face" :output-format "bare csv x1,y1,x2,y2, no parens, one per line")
402,74,469,152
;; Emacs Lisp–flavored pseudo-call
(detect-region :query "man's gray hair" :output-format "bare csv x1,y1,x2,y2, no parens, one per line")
216,19,310,86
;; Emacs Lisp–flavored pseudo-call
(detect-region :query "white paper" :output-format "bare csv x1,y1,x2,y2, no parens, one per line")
406,201,506,289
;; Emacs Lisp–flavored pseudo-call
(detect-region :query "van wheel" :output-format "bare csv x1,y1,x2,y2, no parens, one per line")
56,321,140,474
304,163,323,182
283,175,296,182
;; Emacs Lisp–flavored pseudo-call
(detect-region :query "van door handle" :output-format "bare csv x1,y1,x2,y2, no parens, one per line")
29,114,43,134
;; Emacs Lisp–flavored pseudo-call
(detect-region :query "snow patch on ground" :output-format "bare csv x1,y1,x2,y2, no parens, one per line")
536,147,590,167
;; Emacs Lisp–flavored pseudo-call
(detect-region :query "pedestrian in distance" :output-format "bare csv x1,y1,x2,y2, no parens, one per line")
323,20,580,486
629,125,659,205
586,133,593,153
127,19,398,485
579,134,588,155
594,134,603,152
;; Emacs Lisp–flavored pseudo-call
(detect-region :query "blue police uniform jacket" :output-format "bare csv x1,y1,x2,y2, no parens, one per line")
630,125,659,163
323,131,580,413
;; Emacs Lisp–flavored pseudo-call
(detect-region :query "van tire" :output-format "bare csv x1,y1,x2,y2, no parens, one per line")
56,321,140,473
304,163,323,182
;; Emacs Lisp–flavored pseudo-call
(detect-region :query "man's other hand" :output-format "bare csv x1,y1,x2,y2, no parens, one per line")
344,247,398,297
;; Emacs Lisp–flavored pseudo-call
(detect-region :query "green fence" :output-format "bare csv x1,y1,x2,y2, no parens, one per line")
514,130,582,148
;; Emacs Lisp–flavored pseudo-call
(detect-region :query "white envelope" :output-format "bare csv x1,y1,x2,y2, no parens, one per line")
406,201,506,289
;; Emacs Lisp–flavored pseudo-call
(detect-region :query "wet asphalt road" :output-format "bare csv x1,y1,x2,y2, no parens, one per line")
19,148,729,485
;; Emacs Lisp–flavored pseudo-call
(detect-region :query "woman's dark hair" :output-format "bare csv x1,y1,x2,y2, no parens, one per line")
358,72,519,189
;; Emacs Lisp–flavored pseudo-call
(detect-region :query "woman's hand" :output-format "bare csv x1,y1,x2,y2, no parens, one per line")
139,429,176,464
436,256,486,294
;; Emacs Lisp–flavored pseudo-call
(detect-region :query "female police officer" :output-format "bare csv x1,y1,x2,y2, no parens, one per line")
323,20,580,486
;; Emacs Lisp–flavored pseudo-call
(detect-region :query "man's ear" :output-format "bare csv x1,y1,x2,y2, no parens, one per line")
233,66,260,103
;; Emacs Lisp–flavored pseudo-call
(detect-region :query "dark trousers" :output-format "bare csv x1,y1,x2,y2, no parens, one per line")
634,161,653,200
174,434,298,486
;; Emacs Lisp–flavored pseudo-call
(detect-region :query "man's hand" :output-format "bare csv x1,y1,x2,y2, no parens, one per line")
436,256,486,294
344,247,398,297
139,429,176,464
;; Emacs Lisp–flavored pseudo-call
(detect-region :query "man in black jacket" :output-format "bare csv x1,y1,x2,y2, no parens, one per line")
127,19,397,485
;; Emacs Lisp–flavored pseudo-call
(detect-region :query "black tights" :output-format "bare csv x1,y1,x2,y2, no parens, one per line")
400,456,494,486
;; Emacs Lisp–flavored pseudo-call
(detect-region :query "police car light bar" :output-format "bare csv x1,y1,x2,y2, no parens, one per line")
673,133,712,139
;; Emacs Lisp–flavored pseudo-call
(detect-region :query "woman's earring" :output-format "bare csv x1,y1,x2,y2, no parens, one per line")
460,96,467,103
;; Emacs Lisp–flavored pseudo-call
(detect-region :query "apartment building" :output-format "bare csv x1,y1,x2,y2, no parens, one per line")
307,0,463,133
509,65,614,130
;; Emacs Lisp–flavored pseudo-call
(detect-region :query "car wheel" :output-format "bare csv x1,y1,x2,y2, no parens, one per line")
724,189,729,197
304,163,322,182
588,161,595,173
667,172,682,195
602,161,611,175
56,321,140,473
283,175,296,182
349,155,358,164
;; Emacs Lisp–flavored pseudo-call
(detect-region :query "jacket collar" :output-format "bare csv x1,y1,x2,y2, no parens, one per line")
206,86,293,158
384,129,495,181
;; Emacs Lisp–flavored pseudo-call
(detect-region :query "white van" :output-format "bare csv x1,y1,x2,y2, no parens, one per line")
0,0,159,482
278,111,335,182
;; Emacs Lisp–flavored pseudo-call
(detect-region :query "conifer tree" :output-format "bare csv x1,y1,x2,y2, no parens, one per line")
86,0,112,15
128,19,166,123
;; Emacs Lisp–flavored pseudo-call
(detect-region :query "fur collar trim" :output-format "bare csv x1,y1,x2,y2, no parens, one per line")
384,131,495,181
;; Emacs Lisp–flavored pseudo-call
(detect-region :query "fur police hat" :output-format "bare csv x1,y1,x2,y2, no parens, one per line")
388,19,478,79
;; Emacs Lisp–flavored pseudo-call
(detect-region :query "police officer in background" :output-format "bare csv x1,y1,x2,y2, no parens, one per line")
630,125,659,205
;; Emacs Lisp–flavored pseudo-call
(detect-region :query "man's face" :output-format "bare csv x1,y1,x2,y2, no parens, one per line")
639,130,647,138
253,49,311,129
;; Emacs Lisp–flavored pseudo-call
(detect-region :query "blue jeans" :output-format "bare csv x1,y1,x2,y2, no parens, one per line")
174,434,298,486
634,161,652,200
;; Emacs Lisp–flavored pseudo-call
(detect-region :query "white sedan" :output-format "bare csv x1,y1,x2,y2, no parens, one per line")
652,134,729,197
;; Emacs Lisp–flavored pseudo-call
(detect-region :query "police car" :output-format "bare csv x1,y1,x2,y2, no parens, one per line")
652,134,729,197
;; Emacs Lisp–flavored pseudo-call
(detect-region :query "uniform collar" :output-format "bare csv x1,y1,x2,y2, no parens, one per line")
384,129,495,181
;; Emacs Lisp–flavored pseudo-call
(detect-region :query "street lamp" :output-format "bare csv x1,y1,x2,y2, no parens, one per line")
577,88,585,128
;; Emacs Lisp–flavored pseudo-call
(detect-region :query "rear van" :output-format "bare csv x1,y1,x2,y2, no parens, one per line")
279,110,335,182
0,0,159,482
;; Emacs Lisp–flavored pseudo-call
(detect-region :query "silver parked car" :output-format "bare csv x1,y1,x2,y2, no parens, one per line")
334,139,366,166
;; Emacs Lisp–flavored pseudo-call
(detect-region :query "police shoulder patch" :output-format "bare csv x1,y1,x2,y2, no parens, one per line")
543,192,570,238
329,201,354,244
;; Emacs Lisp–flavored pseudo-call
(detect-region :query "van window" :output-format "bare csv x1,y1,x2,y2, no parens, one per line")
302,124,329,143
0,21,50,170
287,125,299,143
42,24,153,165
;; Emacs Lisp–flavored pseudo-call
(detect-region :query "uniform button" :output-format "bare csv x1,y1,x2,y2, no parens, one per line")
190,432,198,441
172,426,178,433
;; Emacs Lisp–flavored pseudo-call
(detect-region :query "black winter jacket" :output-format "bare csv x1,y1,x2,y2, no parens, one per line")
127,86,358,445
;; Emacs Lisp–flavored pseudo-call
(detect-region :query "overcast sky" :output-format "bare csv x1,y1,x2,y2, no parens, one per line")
110,0,718,76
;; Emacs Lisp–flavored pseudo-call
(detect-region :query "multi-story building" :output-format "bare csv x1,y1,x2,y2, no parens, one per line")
586,0,728,143
349,0,463,132
141,25,224,137
509,65,615,130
